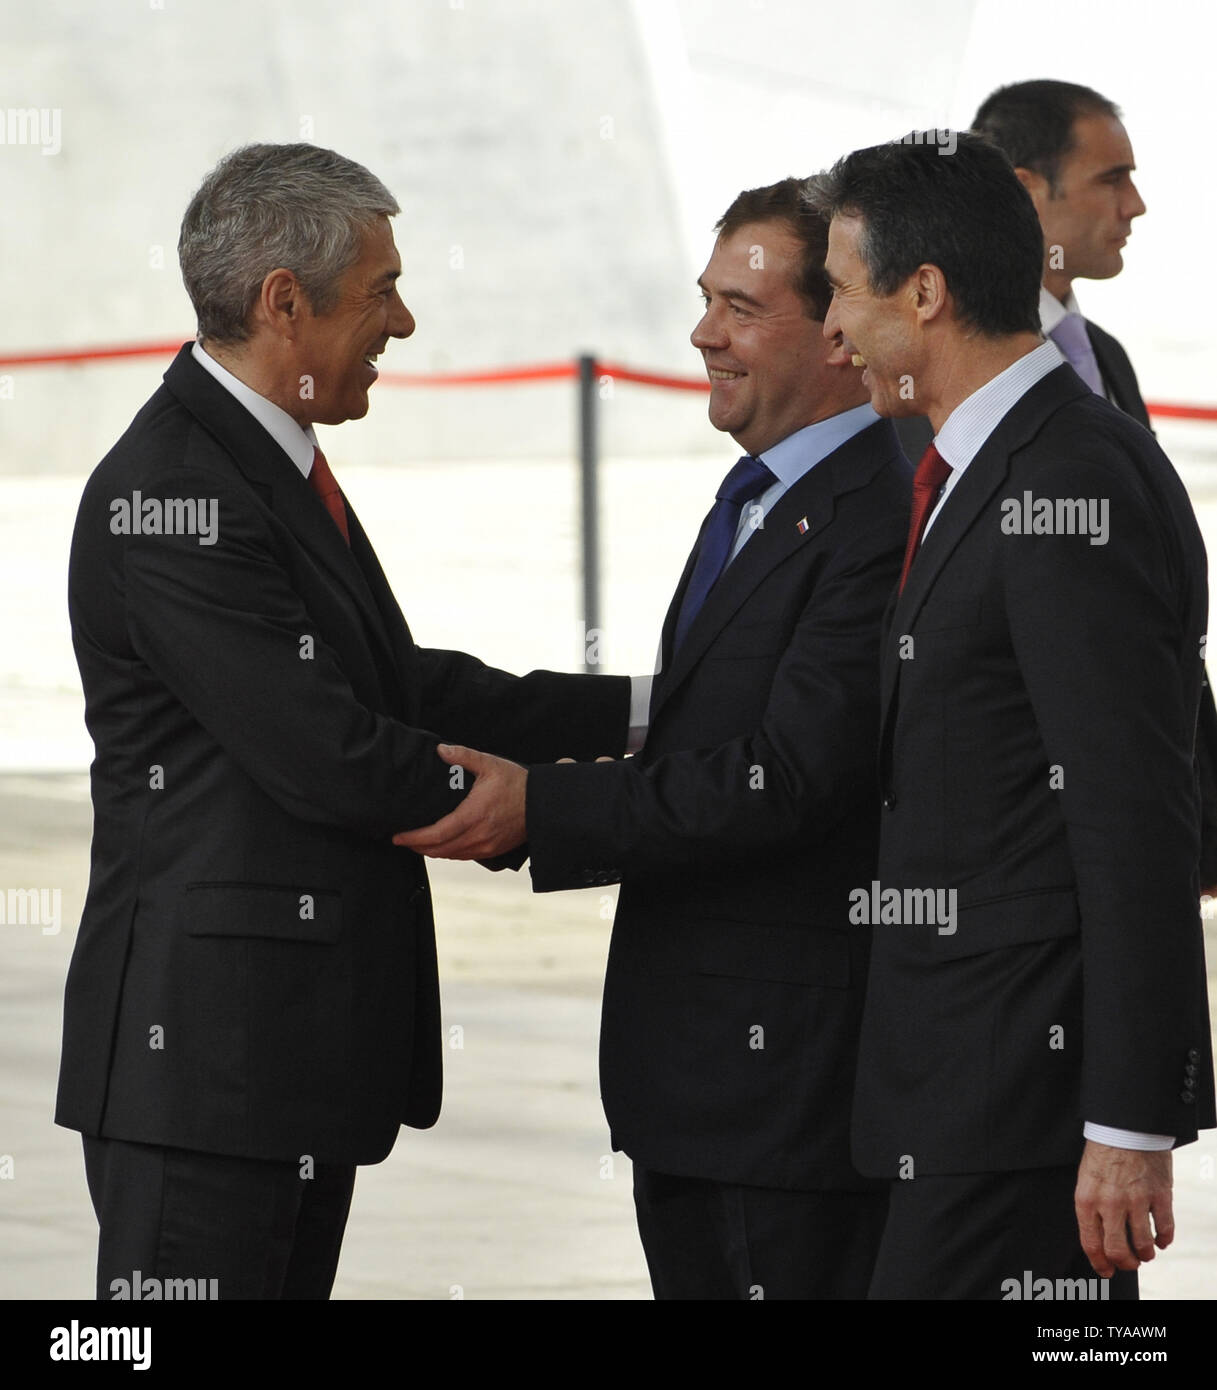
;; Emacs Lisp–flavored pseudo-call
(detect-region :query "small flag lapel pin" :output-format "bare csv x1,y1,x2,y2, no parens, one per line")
796,517,809,535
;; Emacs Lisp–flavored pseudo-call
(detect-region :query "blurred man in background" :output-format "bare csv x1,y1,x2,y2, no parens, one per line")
895,80,1145,451
973,80,1147,422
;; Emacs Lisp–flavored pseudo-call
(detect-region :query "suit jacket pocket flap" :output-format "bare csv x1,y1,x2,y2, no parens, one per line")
913,597,982,633
934,888,1078,960
181,883,342,943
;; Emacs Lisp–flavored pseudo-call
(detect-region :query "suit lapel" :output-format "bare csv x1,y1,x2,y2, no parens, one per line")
650,419,897,727
162,345,405,689
1085,319,1150,430
879,365,1090,740
651,513,710,716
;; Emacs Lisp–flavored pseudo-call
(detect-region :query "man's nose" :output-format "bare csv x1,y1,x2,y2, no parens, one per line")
691,308,725,351
390,291,415,339
1125,176,1146,222
822,297,841,342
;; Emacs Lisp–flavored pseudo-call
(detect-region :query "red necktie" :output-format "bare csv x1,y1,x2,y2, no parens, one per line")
309,445,350,545
898,443,952,594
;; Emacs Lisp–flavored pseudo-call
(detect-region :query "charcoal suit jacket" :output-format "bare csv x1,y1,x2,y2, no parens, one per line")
56,343,630,1166
853,362,1216,1177
526,418,912,1190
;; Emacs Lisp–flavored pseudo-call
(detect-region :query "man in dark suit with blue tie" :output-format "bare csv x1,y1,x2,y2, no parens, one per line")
398,178,913,1298
57,143,631,1299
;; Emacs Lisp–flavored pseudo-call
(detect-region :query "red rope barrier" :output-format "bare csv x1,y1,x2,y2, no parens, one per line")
595,360,710,393
1,340,1214,421
0,340,185,367
378,362,575,386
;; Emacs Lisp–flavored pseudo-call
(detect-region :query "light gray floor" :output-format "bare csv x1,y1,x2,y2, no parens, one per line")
1,774,1213,1300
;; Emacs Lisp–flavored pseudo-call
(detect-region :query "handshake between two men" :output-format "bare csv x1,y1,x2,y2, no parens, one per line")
392,745,612,862
60,132,1214,1304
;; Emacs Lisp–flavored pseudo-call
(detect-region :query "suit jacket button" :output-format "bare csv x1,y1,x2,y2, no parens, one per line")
1188,1048,1201,1062
1185,1063,1199,1077
883,794,897,810
1181,1089,1196,1103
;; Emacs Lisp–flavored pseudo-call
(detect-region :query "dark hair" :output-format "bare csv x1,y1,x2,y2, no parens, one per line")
715,177,832,320
972,80,1121,193
810,131,1043,336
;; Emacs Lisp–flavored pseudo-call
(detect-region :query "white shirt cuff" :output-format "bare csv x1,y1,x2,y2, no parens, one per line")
626,675,652,755
1083,1122,1175,1150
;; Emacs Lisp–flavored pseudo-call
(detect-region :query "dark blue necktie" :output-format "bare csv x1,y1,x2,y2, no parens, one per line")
673,454,777,652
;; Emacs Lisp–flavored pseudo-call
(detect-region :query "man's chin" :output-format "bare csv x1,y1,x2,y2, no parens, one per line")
866,390,921,420
314,396,370,426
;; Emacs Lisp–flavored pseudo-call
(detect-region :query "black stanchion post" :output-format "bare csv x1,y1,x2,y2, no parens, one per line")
577,353,600,674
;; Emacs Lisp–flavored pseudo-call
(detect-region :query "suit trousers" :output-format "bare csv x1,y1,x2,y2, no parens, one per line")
868,1165,1139,1300
632,1164,888,1300
83,1135,356,1300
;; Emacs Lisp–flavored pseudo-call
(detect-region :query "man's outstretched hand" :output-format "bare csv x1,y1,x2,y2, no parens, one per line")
393,744,527,860
1075,1140,1174,1277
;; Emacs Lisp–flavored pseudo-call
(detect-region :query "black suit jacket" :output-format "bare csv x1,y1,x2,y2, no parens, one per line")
55,344,630,1166
1086,317,1151,429
526,419,912,1190
853,363,1216,1178
897,320,1217,884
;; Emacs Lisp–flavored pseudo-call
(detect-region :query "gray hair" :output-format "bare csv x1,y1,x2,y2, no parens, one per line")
178,143,400,344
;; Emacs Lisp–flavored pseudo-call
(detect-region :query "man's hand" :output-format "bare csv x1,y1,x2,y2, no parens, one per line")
392,744,526,860
1075,1140,1174,1277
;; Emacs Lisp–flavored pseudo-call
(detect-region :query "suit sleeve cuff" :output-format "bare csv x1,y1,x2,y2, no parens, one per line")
1083,1123,1175,1150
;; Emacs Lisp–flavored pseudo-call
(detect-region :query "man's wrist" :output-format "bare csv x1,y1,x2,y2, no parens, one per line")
1083,1122,1175,1151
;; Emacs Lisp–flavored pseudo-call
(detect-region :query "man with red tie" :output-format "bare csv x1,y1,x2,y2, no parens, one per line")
57,142,631,1299
816,131,1215,1299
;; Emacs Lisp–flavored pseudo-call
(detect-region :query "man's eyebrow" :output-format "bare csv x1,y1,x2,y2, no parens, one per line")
372,268,401,288
696,277,765,309
1094,161,1135,179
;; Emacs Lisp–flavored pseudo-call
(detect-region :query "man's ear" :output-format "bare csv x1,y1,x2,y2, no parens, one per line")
1014,164,1050,214
911,264,948,325
257,267,305,336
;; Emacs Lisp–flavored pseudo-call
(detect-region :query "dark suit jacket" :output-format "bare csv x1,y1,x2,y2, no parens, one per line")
853,363,1216,1178
897,320,1217,884
526,419,912,1190
1086,317,1151,429
55,343,630,1166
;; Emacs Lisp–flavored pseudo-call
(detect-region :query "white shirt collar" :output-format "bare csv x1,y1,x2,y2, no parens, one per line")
1038,284,1082,335
919,338,1064,541
935,338,1064,472
191,340,318,478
